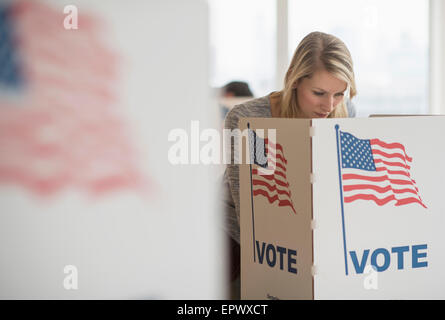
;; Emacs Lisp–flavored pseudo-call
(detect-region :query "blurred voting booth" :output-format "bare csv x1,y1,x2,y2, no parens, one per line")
0,0,222,299
240,116,445,299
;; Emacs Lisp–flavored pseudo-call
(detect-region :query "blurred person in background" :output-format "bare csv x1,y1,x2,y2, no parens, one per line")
219,81,254,120
222,31,357,299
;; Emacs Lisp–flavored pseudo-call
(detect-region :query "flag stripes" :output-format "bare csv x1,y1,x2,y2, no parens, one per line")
249,131,296,214
0,1,147,196
340,130,426,208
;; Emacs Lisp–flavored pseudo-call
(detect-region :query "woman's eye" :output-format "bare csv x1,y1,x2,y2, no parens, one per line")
335,93,345,97
313,91,324,96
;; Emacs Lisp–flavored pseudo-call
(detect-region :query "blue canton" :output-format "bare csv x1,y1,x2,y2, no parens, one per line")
0,4,23,89
340,131,376,171
249,130,268,168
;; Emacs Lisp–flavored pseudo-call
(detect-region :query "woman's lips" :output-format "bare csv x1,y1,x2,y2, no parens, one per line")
314,112,329,118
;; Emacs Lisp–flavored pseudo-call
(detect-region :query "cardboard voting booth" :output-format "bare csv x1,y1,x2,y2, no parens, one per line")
240,116,445,299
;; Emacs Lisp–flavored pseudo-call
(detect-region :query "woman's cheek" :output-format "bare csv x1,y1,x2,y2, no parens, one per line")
334,97,343,108
302,93,317,107
306,95,320,109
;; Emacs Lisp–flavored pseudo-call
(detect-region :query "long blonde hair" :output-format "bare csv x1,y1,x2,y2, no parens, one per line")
279,31,357,118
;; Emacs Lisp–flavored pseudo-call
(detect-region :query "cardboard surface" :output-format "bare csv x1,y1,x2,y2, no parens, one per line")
0,0,221,299
312,116,445,299
240,118,313,300
240,116,445,299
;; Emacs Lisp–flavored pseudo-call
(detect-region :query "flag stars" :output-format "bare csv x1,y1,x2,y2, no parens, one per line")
340,131,376,171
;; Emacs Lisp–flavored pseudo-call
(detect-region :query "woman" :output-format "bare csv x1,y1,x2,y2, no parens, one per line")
222,31,357,296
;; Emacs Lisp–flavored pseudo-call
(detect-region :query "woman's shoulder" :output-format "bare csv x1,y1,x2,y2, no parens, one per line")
224,95,272,129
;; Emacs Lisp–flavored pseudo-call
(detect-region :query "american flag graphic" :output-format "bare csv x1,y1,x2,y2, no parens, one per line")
249,129,296,214
339,130,426,208
0,1,148,196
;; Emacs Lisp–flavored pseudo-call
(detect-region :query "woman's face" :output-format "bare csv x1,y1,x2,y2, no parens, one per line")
295,69,347,118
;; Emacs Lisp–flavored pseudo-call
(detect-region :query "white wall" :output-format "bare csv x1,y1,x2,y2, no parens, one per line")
429,0,445,114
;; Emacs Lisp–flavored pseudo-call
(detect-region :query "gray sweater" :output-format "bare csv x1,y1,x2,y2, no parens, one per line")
222,94,356,244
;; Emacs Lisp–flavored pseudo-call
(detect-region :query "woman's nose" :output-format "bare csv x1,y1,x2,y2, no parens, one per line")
321,95,335,112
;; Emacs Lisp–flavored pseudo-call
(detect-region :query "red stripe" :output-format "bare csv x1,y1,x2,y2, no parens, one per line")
273,153,288,165
28,70,115,102
0,167,70,196
370,138,413,162
345,193,426,208
264,159,287,172
396,197,427,208
342,173,416,186
265,142,282,155
256,168,287,180
344,194,397,206
343,184,419,195
371,149,412,163
375,166,417,185
252,179,292,198
276,162,286,172
266,147,287,165
375,167,411,177
344,169,419,193
252,169,289,188
264,138,284,154
253,189,296,214
374,158,411,170
11,0,100,32
23,43,117,79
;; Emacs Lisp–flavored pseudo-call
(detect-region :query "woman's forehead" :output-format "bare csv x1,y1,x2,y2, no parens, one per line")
305,69,347,92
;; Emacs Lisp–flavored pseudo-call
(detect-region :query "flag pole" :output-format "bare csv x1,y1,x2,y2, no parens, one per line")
247,123,256,263
335,124,349,276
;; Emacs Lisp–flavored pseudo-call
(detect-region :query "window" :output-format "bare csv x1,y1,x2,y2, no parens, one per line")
208,0,276,97
288,0,429,116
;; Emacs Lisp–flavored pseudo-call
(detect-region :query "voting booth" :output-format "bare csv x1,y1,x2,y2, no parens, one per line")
0,0,221,299
240,116,445,299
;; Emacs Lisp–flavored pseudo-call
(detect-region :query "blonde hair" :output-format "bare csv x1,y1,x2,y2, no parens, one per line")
279,31,357,118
